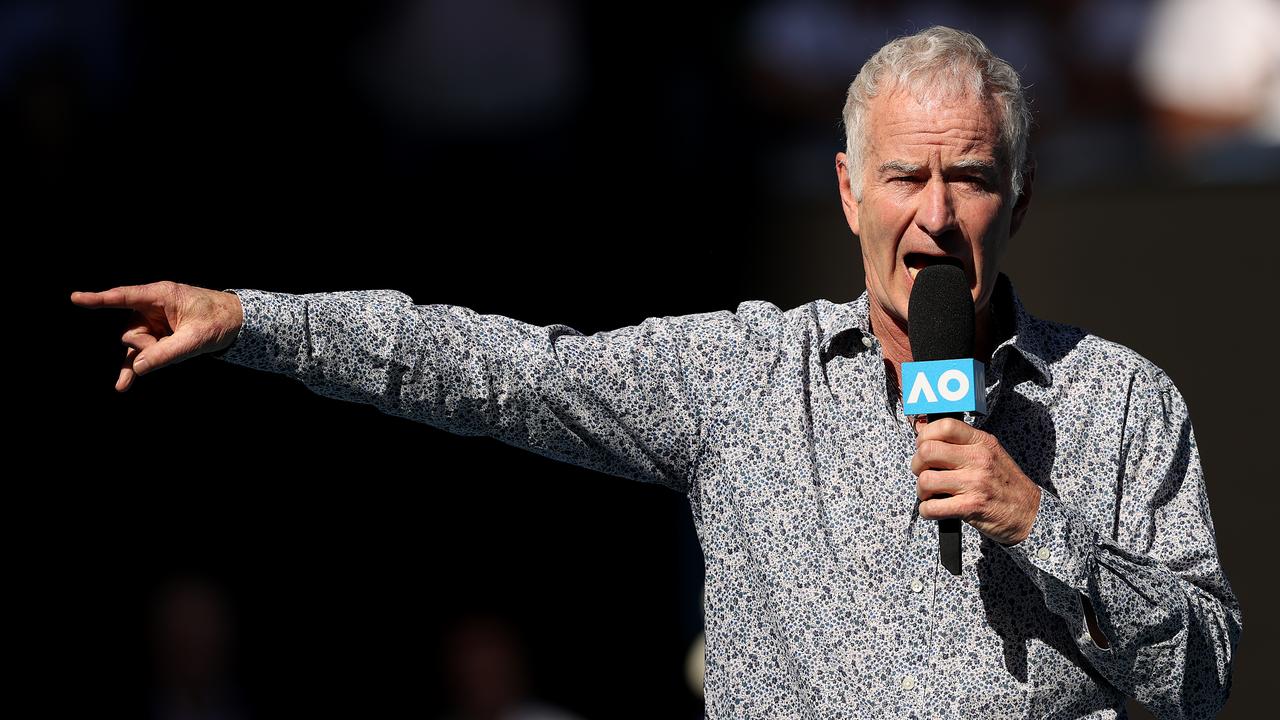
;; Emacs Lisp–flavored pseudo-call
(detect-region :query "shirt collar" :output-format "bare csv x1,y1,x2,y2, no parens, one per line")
819,272,1053,385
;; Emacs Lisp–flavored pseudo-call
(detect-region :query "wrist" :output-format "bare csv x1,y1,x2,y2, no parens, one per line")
208,289,244,358
225,289,244,339
1002,483,1042,546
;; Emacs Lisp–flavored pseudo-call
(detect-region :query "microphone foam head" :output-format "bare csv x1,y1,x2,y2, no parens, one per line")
908,264,975,361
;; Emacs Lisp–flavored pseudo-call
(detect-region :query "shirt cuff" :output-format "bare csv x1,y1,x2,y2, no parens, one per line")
1000,486,1098,598
207,288,310,376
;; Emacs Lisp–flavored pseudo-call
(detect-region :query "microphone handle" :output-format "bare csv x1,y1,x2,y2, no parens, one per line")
928,411,963,576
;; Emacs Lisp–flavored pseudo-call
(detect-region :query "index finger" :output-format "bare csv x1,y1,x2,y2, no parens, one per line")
915,417,983,446
70,285,159,309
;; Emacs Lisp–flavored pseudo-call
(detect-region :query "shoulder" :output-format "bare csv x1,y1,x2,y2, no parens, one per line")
734,296,850,329
624,300,792,373
673,297,791,348
599,300,785,345
731,297,844,348
732,298,789,331
1035,316,1186,419
693,296,846,331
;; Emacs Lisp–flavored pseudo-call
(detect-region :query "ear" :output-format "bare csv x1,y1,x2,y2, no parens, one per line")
1009,154,1034,238
836,152,860,236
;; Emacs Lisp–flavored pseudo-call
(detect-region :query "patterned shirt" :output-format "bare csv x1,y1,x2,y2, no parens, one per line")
210,272,1240,719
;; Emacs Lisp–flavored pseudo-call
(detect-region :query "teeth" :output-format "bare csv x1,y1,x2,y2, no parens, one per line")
908,266,920,279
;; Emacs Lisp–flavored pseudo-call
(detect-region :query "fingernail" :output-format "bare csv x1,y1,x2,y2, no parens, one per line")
134,358,150,375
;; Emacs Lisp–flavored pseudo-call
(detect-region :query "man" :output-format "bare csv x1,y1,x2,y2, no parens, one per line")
72,26,1239,720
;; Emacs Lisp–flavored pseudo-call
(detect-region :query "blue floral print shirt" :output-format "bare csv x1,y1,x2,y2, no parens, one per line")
211,273,1240,719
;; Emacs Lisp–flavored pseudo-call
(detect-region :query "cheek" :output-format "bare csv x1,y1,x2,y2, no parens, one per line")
860,198,912,261
963,205,1010,263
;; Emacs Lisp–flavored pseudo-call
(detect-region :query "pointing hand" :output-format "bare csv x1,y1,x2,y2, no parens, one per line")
70,281,244,392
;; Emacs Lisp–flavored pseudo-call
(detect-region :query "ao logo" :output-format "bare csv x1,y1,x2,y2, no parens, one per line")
900,358,988,415
908,369,970,404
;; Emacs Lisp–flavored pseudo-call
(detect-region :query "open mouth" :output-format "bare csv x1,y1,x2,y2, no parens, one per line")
904,252,964,280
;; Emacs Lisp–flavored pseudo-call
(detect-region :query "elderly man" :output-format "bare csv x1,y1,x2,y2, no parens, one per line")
72,26,1238,720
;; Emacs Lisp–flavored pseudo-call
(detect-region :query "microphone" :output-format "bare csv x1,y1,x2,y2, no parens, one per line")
906,263,983,576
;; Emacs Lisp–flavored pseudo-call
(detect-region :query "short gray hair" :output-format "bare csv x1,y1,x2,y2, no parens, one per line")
840,26,1033,201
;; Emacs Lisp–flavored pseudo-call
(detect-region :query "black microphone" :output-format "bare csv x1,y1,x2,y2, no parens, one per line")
908,263,975,576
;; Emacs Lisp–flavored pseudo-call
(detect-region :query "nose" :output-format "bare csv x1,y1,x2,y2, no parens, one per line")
916,175,957,238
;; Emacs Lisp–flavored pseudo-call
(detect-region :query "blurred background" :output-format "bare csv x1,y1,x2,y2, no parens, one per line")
28,0,1277,717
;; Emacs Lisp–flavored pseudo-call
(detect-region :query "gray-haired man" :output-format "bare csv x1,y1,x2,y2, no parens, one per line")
73,26,1240,719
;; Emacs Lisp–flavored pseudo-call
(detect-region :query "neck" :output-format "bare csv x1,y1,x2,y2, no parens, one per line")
871,298,995,395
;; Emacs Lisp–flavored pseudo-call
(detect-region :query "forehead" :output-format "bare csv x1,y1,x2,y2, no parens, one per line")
864,87,1002,163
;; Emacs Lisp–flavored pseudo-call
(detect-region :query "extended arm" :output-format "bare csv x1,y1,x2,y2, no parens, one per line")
210,288,757,493
1000,368,1242,719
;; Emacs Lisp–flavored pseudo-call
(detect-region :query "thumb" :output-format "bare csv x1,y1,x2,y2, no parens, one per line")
133,326,201,376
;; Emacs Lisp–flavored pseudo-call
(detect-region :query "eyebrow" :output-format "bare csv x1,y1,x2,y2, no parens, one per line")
949,158,998,175
877,158,999,177
878,160,923,175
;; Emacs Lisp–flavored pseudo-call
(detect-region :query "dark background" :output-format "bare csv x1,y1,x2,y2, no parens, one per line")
24,1,1277,717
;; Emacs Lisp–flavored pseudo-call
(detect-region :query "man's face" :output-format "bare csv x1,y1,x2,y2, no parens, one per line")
836,86,1030,328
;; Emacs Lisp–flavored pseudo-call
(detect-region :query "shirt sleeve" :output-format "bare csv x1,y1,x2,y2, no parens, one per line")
208,287,757,494
999,366,1242,719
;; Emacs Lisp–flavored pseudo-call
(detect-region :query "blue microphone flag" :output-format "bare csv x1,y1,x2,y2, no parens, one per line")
901,358,987,415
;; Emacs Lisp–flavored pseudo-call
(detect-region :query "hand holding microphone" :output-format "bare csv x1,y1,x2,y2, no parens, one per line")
911,416,1042,547
905,264,1041,572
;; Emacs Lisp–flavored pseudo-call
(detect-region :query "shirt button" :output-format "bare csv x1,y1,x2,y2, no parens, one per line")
900,674,918,690
862,336,873,348
1036,547,1052,561
910,578,924,593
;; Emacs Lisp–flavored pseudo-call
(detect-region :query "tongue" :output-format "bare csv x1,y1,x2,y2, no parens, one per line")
906,254,958,279
906,255,936,278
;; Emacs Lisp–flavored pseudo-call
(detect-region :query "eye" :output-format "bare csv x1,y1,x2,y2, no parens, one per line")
957,175,992,190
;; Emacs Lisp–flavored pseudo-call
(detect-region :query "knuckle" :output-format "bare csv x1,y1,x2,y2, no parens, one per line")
973,485,991,506
971,450,992,473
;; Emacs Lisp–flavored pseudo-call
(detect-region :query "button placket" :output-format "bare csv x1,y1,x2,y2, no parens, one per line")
896,517,937,705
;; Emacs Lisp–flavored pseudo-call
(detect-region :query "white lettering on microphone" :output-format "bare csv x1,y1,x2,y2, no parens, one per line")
937,369,969,402
907,372,938,405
